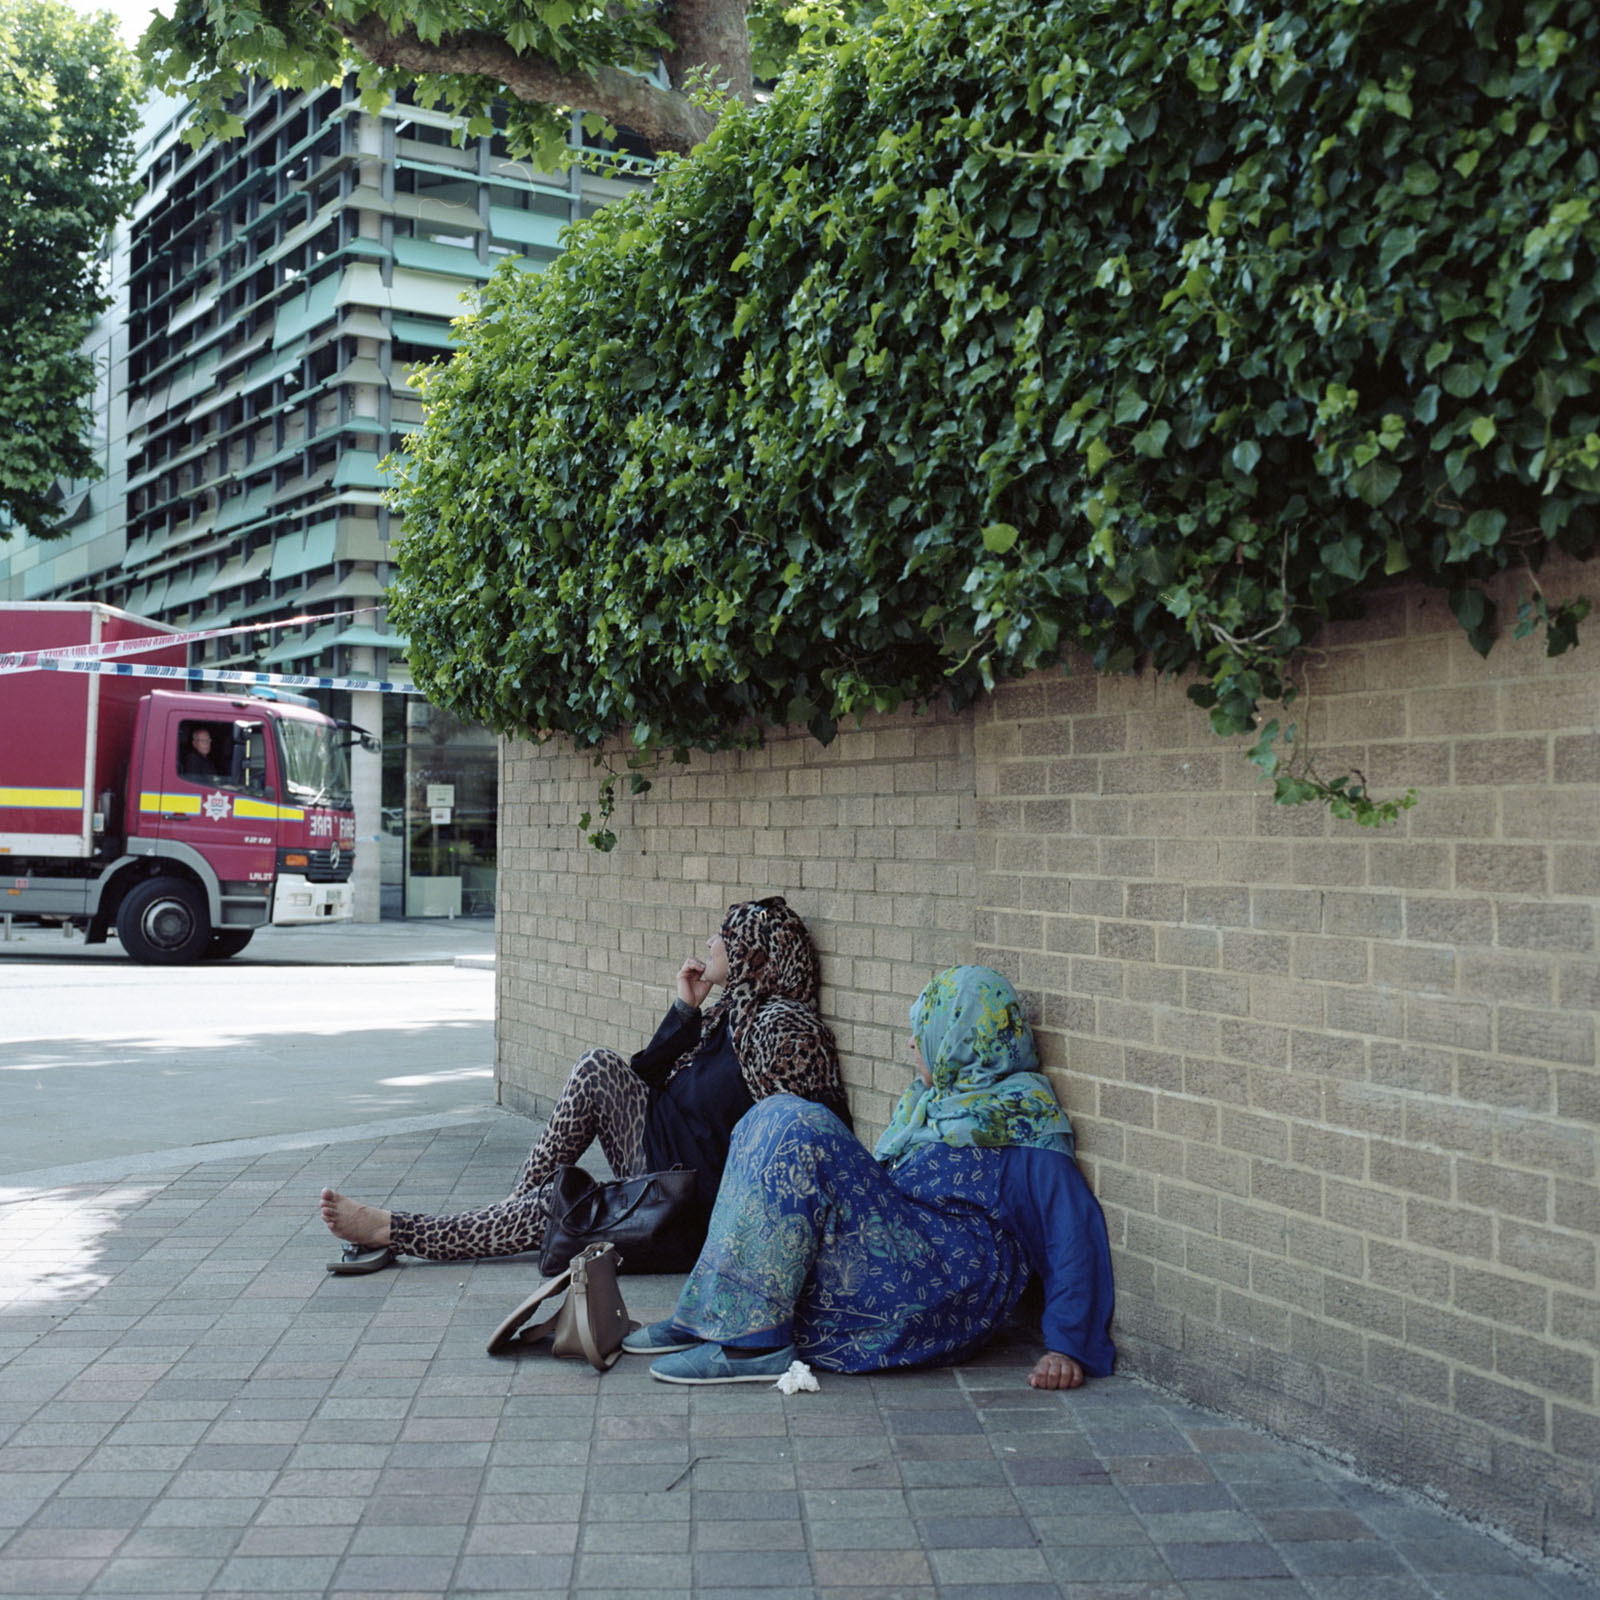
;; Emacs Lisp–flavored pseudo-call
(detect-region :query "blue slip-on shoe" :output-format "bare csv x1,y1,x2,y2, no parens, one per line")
649,1342,799,1385
621,1317,700,1355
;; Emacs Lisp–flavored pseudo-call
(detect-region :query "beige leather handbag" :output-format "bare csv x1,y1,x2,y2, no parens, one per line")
485,1241,636,1370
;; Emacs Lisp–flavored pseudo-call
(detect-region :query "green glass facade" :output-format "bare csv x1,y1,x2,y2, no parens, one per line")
0,83,650,918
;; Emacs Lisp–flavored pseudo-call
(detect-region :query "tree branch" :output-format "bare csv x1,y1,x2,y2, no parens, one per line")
339,13,717,152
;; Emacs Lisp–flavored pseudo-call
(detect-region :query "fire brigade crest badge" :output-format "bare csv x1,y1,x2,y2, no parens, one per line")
202,791,233,821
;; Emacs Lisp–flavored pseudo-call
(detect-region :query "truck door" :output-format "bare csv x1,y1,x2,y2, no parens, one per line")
148,710,280,891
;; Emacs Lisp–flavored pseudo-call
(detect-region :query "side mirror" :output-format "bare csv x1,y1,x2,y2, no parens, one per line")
336,719,380,754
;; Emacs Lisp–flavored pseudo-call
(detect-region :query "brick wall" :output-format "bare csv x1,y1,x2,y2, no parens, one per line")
495,553,1598,1569
498,702,979,1136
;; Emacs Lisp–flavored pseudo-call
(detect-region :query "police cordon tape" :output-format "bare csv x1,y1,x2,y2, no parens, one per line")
0,607,384,675
34,656,421,696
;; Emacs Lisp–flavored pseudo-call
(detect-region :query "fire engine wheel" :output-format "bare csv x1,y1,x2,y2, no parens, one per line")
205,929,255,959
116,877,212,965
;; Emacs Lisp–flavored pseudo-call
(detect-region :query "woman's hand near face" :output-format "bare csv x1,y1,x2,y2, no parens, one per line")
677,958,712,1010
1028,1351,1085,1390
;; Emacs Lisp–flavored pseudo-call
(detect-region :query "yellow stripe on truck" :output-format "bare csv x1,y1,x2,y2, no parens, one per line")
134,792,307,821
0,787,85,809
139,793,202,814
234,797,304,821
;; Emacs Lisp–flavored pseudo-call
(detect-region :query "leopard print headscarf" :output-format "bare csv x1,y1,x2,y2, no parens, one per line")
683,896,846,1111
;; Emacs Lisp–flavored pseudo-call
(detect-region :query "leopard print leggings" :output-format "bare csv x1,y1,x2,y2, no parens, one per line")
387,1048,649,1261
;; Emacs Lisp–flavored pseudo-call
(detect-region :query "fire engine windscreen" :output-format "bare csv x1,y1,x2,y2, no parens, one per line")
276,719,352,809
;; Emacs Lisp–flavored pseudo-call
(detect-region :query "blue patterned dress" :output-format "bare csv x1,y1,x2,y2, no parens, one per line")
670,1094,1116,1374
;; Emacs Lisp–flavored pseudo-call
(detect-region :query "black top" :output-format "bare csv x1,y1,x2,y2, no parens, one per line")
633,999,755,1221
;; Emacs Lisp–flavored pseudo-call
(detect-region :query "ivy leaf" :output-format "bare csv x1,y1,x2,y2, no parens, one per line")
982,522,1020,554
623,356,658,390
1349,458,1401,506
1461,509,1506,547
1132,420,1171,458
1449,587,1494,655
1245,719,1283,774
1546,598,1591,656
1401,161,1438,195
1322,533,1367,580
1532,368,1561,419
1379,226,1419,274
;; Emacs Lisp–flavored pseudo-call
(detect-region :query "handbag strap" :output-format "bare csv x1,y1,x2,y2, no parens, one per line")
557,1172,660,1231
488,1259,575,1356
568,1261,621,1371
517,1245,622,1371
511,1256,575,1349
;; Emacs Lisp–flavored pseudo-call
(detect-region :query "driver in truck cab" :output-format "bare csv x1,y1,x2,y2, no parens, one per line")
179,724,223,780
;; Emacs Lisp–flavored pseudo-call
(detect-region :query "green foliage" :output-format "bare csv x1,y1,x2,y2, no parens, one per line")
1246,721,1417,828
390,0,1597,798
747,0,879,84
140,0,675,168
0,0,140,540
575,746,675,850
1513,582,1590,655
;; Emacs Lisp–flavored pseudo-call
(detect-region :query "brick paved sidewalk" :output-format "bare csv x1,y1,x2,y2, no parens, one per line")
1,1116,1592,1600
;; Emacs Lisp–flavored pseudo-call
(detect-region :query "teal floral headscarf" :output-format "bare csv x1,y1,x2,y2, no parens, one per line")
872,966,1075,1169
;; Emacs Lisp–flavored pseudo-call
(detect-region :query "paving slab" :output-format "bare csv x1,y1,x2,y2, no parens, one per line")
2,1112,1594,1599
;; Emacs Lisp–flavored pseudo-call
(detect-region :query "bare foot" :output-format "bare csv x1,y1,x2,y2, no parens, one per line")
320,1187,392,1247
1028,1351,1085,1390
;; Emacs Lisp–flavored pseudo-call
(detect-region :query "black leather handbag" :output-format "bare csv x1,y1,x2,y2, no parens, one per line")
539,1164,702,1277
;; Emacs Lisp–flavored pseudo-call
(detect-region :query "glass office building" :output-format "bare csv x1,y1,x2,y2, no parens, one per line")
0,82,650,918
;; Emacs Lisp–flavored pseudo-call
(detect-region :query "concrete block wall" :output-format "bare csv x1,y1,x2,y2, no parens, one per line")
494,553,1598,1568
497,700,978,1136
975,556,1598,1568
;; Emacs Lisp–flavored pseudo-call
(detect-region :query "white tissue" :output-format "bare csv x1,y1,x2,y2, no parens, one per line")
774,1359,820,1394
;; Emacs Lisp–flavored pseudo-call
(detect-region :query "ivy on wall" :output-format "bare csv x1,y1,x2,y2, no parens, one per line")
390,0,1596,833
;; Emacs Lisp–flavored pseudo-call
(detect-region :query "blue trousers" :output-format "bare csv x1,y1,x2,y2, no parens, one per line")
671,1095,1030,1372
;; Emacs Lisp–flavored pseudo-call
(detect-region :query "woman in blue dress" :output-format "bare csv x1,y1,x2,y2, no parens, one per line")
624,965,1116,1390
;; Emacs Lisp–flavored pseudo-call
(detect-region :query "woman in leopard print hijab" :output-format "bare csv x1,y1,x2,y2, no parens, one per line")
680,897,842,1108
318,896,847,1268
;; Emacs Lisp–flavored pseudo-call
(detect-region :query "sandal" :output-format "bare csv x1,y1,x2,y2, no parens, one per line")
326,1241,395,1275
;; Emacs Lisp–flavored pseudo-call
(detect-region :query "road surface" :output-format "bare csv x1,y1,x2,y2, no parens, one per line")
0,953,496,1176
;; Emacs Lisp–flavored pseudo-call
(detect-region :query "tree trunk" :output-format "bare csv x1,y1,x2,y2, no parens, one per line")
663,0,753,102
